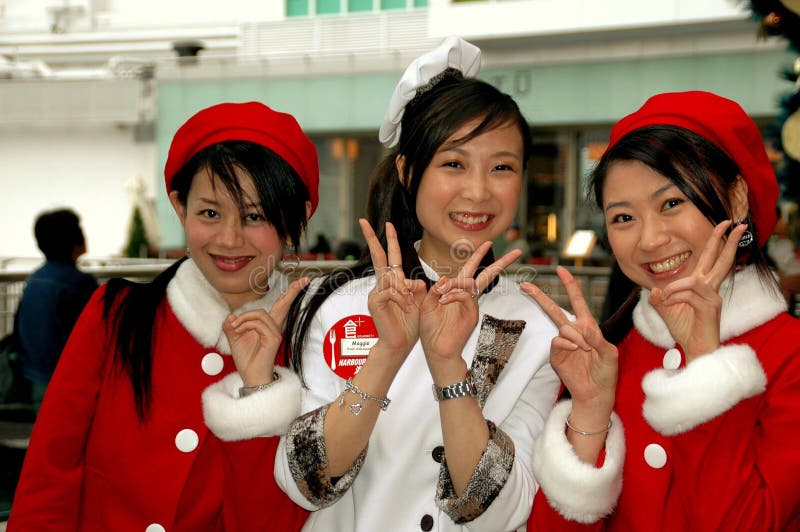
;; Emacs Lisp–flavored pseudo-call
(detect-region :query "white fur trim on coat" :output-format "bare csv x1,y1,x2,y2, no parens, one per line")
642,344,766,435
532,400,625,524
202,366,302,441
634,266,786,349
167,259,289,353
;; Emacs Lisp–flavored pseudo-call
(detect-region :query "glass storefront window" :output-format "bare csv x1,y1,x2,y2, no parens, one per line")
526,130,569,264
317,0,341,14
349,0,373,11
303,135,385,258
286,0,309,16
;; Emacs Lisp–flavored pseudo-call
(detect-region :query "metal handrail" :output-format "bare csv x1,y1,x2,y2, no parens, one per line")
0,260,612,338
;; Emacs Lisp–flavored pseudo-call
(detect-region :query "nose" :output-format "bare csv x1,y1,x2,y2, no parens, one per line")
218,217,245,248
638,214,669,252
461,169,491,203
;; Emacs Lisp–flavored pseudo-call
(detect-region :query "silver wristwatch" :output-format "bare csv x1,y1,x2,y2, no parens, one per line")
432,372,478,402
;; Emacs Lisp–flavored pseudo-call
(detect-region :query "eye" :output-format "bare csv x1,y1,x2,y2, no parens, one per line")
244,212,265,223
662,198,683,211
493,163,515,172
200,209,219,219
609,213,633,224
441,160,462,169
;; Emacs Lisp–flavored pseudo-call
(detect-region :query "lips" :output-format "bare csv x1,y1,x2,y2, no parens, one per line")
449,212,493,231
210,254,254,272
647,251,691,274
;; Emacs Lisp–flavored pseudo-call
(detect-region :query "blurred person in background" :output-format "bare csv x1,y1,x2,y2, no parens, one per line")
767,205,800,312
503,222,531,263
16,208,97,412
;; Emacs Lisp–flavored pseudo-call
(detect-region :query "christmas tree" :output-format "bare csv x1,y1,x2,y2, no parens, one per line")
124,206,151,258
746,0,800,202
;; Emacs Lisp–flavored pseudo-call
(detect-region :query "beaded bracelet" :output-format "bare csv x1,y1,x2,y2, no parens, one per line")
565,414,612,436
338,378,391,416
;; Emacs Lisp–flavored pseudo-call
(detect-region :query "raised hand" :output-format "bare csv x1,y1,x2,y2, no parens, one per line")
649,220,746,361
520,267,618,413
359,218,427,358
223,277,311,387
419,243,521,378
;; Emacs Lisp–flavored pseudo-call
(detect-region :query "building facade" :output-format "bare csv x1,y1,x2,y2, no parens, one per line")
0,0,790,261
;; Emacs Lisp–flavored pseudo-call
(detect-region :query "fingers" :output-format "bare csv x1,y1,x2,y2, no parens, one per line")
385,222,404,273
708,222,746,287
359,218,388,271
373,271,418,311
694,220,732,276
458,241,493,280
268,277,311,326
473,247,523,292
520,281,571,328
228,310,281,340
555,266,594,321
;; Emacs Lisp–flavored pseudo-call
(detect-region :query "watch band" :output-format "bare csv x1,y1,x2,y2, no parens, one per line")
432,372,478,402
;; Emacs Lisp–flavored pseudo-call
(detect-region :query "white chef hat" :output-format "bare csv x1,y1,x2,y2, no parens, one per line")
378,35,481,148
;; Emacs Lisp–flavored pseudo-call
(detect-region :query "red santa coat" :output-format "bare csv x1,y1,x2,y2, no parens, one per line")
528,267,800,531
8,260,307,532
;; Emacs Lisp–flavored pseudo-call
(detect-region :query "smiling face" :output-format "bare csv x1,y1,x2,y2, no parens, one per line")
603,160,723,291
415,118,523,275
170,167,284,310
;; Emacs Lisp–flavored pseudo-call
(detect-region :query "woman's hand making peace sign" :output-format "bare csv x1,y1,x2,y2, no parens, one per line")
223,277,312,387
521,267,618,415
420,242,522,378
359,219,427,361
649,220,747,362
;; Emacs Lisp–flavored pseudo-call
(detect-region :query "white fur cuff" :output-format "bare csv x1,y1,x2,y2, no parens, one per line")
532,400,624,524
202,366,302,441
642,344,766,436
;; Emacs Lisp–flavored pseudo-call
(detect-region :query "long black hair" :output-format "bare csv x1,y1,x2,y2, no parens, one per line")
287,73,532,382
592,125,779,343
103,141,310,420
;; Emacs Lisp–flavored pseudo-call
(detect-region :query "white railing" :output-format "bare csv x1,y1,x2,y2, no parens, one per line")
0,259,612,337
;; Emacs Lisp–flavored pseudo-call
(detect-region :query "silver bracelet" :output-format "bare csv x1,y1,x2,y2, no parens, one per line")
338,378,390,416
239,372,280,398
565,414,612,436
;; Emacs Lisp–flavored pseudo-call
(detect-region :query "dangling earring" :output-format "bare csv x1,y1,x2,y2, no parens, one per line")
735,221,754,248
280,244,300,273
185,247,191,258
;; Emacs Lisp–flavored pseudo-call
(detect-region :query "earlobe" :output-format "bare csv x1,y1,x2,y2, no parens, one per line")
168,190,187,226
730,175,750,222
305,200,312,220
395,155,406,187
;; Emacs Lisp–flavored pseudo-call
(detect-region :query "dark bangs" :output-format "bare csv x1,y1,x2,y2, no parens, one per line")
171,141,310,247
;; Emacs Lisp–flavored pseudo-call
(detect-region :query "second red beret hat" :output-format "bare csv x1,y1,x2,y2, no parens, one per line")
164,101,320,215
608,90,778,247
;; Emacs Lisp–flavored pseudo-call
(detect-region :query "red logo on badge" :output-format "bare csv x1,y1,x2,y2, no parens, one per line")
323,314,378,379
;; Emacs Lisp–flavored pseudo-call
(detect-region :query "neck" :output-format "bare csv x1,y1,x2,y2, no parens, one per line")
417,240,467,278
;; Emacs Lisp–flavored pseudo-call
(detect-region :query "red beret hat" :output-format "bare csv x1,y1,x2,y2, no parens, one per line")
608,91,778,246
164,101,320,215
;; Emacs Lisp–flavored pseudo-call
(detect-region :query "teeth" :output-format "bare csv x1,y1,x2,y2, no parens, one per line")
450,212,489,225
220,256,253,263
649,252,690,273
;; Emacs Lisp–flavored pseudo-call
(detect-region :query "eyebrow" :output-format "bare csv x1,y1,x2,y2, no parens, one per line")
197,197,260,210
604,182,677,213
438,145,521,160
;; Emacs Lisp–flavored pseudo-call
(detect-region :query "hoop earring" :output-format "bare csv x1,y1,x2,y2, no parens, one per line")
735,220,754,248
280,245,300,272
